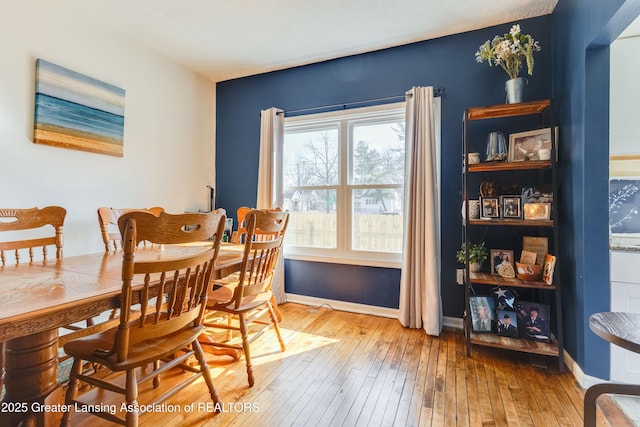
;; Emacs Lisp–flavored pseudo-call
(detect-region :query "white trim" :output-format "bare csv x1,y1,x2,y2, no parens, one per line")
285,293,398,318
285,293,461,331
443,316,464,331
284,253,401,269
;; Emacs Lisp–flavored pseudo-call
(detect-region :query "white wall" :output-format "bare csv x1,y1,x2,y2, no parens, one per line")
609,34,640,382
0,2,216,256
610,35,640,155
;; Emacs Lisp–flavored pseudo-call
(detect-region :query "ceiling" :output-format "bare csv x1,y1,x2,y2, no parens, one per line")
68,0,559,83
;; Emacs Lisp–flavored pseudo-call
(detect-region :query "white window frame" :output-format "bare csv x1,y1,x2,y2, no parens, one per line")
278,100,441,268
275,97,442,268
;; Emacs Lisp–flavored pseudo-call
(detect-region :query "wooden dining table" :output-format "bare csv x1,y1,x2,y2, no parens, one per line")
584,312,640,427
0,243,244,427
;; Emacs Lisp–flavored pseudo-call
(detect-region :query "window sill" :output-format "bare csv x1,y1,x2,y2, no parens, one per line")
283,252,402,269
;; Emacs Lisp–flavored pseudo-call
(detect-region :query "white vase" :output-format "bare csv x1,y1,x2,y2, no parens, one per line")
505,77,527,104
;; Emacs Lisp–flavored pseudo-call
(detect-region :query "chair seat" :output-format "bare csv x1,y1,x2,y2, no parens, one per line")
64,324,205,371
209,281,273,313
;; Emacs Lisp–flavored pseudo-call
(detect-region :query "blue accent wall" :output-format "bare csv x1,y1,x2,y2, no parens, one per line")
216,16,553,318
284,260,402,308
552,0,640,380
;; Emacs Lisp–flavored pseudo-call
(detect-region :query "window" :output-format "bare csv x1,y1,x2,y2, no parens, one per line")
279,102,409,267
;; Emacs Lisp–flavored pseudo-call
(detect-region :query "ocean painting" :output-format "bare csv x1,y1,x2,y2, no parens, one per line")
33,59,125,157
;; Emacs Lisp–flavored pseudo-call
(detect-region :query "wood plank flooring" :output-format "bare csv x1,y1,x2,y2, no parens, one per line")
66,302,590,426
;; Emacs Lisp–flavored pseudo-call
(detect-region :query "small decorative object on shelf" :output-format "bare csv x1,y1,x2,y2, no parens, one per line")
486,131,507,161
468,152,481,164
479,180,497,197
461,199,481,220
456,242,488,272
493,286,517,310
542,254,557,285
475,24,541,104
523,202,551,220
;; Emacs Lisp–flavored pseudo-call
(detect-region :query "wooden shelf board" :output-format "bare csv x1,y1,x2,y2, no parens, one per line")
465,99,551,121
469,271,556,290
467,160,551,172
468,218,553,227
470,332,559,357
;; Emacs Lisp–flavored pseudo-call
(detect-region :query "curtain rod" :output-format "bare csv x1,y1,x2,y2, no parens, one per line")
278,86,444,116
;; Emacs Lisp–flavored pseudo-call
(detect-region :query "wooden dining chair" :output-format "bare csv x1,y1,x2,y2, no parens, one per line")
0,206,65,265
202,209,289,387
230,206,252,243
0,206,66,392
61,210,226,426
98,206,165,252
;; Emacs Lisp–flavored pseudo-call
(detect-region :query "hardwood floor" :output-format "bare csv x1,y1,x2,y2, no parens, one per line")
66,302,589,426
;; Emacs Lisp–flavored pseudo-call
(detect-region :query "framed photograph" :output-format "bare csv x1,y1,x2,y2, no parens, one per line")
501,195,522,219
523,203,551,220
508,127,557,162
497,310,519,338
480,196,500,219
517,301,550,342
490,249,514,276
522,237,548,266
470,296,497,333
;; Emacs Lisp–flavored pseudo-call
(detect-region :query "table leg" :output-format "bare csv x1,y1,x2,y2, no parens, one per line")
1,330,60,427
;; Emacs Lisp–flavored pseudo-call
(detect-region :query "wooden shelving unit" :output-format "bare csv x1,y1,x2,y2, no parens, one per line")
462,99,564,372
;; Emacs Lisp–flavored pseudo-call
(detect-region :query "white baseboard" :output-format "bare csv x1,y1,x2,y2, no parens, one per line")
284,293,399,318
284,293,462,331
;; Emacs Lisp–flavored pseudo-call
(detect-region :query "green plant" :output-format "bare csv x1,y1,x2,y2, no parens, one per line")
456,242,488,265
475,24,541,80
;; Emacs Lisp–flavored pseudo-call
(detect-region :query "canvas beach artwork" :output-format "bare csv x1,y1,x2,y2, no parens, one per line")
33,59,125,157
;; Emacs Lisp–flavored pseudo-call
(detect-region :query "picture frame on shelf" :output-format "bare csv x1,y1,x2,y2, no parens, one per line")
470,296,497,333
497,310,519,338
501,195,522,219
490,249,515,276
517,301,550,342
519,250,538,266
521,186,553,204
507,127,558,162
480,196,500,219
522,237,548,266
523,203,551,220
